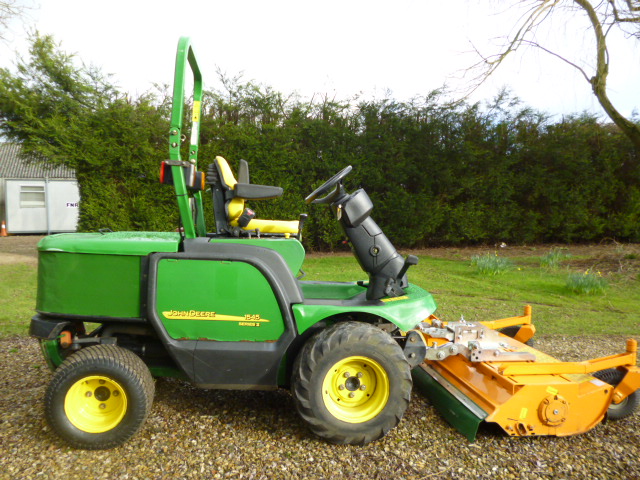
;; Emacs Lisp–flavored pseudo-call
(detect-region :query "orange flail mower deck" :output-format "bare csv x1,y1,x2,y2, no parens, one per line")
411,306,640,440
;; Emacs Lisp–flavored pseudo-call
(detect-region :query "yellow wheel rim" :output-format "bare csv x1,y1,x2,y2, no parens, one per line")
322,356,390,423
64,376,128,433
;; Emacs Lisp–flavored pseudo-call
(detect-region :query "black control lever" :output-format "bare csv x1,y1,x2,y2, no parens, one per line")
396,255,419,285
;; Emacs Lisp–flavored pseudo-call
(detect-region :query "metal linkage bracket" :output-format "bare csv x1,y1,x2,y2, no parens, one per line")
164,160,194,167
418,319,536,363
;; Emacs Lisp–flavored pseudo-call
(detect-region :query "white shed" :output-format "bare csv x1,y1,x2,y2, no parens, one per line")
0,143,79,234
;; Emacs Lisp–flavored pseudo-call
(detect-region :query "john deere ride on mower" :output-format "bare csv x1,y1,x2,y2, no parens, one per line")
30,38,640,449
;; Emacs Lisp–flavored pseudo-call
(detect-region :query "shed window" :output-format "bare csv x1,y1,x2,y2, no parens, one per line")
20,185,45,208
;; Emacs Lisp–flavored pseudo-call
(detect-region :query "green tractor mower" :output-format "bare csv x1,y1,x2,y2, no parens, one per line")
31,38,639,450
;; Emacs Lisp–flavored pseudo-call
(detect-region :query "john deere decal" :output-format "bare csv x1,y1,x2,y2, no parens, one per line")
163,310,269,325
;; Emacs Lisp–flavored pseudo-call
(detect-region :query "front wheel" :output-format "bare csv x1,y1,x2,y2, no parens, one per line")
292,322,412,445
44,345,155,449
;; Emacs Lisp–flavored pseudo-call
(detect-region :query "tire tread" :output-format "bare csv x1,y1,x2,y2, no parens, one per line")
292,321,411,445
45,345,154,450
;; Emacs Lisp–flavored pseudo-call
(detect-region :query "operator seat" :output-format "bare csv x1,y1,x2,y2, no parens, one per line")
207,156,300,236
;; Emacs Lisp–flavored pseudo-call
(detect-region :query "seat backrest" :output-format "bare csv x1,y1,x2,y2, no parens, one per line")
215,156,237,190
214,156,245,222
237,159,249,184
209,156,300,236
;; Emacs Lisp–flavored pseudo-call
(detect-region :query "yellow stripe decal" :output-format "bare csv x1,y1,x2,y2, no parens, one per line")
381,295,409,303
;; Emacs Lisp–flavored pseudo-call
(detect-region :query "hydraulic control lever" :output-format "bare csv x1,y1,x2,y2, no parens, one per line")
397,255,419,282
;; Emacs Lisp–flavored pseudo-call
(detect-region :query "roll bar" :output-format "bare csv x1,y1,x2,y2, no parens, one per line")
168,37,205,238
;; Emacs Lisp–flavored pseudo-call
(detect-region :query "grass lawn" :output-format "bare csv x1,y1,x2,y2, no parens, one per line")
1,246,638,337
0,263,38,336
303,251,640,336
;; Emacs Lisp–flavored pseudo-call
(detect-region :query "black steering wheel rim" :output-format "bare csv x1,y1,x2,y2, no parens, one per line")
305,165,353,204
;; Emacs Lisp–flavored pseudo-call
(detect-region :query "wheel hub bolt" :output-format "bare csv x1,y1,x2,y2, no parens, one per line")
348,392,355,398
360,385,367,391
99,380,106,385
99,403,106,409
113,391,120,397
356,372,363,378
85,391,92,398
338,385,345,390
343,372,351,378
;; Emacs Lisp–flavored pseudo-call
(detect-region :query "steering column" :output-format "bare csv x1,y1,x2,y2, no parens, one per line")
305,166,418,301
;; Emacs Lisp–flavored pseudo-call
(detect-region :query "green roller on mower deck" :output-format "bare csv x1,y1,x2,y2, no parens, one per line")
30,37,640,450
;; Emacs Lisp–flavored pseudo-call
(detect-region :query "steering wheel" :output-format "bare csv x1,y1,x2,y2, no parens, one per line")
305,165,353,204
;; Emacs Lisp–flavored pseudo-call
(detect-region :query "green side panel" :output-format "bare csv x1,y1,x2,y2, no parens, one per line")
293,283,437,334
212,237,305,274
37,251,141,318
156,258,286,341
300,281,366,300
411,366,486,442
38,232,181,256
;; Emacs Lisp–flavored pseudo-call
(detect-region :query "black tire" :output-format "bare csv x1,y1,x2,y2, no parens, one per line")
44,345,155,449
593,368,639,420
291,321,412,445
499,325,534,346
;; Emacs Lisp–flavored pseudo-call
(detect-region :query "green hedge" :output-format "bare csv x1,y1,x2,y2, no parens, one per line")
1,35,638,249
196,87,639,248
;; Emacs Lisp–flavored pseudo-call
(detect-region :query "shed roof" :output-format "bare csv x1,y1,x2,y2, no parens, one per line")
0,143,75,179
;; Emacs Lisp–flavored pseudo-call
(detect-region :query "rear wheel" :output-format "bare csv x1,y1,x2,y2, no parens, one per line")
593,368,639,420
292,322,412,445
45,345,154,449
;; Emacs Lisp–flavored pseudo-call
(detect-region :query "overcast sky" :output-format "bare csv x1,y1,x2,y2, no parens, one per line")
1,0,639,119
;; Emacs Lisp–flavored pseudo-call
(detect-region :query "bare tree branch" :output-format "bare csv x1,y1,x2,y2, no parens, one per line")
0,0,25,40
519,39,592,82
572,0,640,150
609,0,640,22
466,0,640,151
463,1,563,97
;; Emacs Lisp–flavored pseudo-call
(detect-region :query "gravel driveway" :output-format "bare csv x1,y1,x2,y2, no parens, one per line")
1,334,638,480
1,237,639,478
